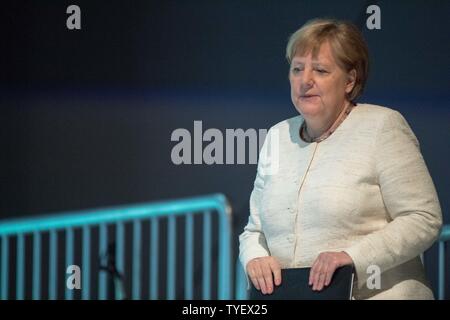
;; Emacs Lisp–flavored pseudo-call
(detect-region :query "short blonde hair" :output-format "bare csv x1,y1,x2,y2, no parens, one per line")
286,18,369,102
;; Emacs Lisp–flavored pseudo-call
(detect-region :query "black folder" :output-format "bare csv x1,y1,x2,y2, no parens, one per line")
249,265,354,300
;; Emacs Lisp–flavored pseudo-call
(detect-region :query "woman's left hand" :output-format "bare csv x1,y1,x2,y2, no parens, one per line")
309,251,354,291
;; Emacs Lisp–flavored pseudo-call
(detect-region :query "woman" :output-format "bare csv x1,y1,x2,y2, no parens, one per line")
239,18,442,299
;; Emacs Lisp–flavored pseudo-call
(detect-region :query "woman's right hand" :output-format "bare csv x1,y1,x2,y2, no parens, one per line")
246,256,282,294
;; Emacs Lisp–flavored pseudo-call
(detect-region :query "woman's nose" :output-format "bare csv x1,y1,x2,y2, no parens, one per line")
301,70,314,88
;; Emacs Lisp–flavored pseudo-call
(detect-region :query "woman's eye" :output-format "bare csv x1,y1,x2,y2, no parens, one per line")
316,69,327,74
291,67,302,73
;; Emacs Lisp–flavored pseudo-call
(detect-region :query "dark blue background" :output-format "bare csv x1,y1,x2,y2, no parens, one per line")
1,0,449,297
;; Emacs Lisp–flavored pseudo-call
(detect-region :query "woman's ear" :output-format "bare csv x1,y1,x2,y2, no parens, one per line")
345,69,357,94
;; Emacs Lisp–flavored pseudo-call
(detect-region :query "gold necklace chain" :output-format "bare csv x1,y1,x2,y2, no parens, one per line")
300,102,355,143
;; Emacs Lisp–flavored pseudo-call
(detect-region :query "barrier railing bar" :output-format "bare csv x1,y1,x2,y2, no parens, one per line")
185,214,193,299
16,234,24,300
32,232,41,300
49,230,57,300
132,220,141,300
202,211,211,300
167,215,176,300
150,218,159,300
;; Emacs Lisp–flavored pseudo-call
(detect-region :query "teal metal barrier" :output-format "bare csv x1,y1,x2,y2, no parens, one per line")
0,193,232,300
235,257,248,300
438,224,450,300
234,224,450,300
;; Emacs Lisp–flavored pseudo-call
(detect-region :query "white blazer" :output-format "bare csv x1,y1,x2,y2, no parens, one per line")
239,104,442,299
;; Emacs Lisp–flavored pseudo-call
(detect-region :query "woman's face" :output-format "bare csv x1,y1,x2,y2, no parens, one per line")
289,41,355,120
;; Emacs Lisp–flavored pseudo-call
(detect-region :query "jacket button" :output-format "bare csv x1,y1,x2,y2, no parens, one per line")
287,235,294,243
288,207,296,214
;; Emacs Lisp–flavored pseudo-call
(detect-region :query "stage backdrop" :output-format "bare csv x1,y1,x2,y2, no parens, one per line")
1,0,449,297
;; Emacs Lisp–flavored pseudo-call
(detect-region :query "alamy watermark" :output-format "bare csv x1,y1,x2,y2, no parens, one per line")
170,121,265,165
66,265,81,290
366,264,381,290
170,121,280,175
65,4,380,31
66,5,81,30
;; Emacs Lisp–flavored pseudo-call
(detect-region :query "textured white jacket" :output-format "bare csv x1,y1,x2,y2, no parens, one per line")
239,104,442,299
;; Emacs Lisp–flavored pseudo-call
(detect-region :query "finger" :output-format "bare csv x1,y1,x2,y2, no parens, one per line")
310,257,323,289
247,262,260,290
257,276,267,294
324,264,336,287
261,263,274,294
251,278,260,290
309,258,320,286
248,269,260,291
255,263,268,294
316,264,329,291
314,272,325,291
312,262,325,291
269,259,282,286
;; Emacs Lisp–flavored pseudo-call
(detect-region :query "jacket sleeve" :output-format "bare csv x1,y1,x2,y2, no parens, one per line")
238,128,275,273
344,110,442,289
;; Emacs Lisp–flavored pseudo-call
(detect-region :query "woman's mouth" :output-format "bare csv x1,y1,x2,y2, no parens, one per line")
300,95,319,101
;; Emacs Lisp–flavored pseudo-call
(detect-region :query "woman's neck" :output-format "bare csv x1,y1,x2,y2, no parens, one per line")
303,101,353,142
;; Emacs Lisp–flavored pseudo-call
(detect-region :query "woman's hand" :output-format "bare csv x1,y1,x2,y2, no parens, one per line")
309,251,354,291
246,256,282,294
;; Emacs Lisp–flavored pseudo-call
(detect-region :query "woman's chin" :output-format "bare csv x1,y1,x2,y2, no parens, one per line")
294,102,322,117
